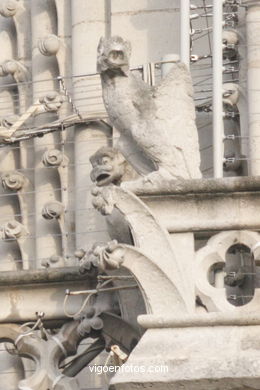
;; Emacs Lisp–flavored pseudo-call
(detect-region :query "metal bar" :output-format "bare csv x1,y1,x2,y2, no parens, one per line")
67,285,138,296
213,0,224,178
63,338,105,377
180,0,191,68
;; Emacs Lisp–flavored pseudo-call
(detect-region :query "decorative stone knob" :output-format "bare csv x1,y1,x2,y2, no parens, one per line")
0,60,17,76
49,255,63,264
41,255,64,268
40,259,50,268
0,0,18,17
38,34,60,56
1,220,25,239
42,149,63,167
223,153,241,172
0,60,28,82
1,171,27,191
222,30,239,46
223,83,239,107
42,201,64,220
39,91,65,112
74,249,86,260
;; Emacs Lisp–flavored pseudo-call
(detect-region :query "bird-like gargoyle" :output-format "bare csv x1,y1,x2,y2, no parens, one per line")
97,36,202,188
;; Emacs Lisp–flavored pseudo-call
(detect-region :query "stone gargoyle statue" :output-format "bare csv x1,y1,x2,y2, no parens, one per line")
97,36,202,189
90,146,139,186
90,147,135,244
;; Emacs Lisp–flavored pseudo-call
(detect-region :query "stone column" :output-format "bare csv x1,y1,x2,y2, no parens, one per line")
0,13,25,389
31,0,61,267
71,0,110,250
245,0,260,175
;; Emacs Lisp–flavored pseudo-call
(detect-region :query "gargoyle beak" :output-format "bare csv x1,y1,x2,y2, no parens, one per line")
90,168,112,186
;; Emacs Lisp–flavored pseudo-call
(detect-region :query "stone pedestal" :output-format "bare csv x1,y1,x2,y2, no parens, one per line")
110,324,260,390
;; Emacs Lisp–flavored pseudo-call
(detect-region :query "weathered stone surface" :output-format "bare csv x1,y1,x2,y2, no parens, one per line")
110,326,260,390
123,176,260,233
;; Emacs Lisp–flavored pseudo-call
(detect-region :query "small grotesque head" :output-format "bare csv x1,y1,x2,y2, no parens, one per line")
97,36,131,73
90,147,126,186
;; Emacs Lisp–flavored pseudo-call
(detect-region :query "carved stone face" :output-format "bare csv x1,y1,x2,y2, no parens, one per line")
90,147,125,186
97,36,131,73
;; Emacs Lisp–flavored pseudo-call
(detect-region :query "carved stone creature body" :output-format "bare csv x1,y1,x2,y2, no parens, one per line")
97,36,202,181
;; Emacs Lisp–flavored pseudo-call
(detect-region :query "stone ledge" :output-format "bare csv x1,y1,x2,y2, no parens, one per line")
138,313,260,329
133,176,260,197
132,177,260,233
0,266,91,287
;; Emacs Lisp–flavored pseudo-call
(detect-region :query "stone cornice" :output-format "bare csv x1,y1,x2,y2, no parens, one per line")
130,177,260,233
0,266,90,286
129,176,260,197
138,312,260,329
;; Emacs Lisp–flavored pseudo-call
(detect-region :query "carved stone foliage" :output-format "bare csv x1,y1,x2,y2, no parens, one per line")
79,240,124,273
0,60,28,82
98,36,201,188
39,91,65,113
90,146,138,187
76,307,104,336
196,230,260,312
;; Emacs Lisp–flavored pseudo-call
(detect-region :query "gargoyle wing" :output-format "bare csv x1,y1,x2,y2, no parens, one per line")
153,62,195,126
152,62,201,178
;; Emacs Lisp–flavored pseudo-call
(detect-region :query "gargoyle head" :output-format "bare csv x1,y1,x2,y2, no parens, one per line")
90,147,126,186
97,36,131,73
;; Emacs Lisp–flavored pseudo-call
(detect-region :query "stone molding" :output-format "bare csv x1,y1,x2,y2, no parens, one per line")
128,176,260,233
